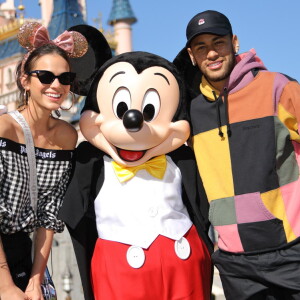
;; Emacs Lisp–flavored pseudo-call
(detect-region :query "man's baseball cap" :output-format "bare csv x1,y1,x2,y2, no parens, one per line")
186,10,232,47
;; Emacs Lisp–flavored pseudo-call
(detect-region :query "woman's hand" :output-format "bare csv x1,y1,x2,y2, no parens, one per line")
26,228,54,300
0,284,29,300
25,277,44,300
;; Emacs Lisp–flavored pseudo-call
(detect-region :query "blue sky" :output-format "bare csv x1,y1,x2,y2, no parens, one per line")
22,0,300,80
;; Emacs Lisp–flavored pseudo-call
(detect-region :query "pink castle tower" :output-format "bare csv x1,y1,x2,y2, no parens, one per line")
108,0,137,54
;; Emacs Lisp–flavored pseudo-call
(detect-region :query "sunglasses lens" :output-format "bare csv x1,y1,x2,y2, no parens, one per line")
37,71,55,84
59,72,75,85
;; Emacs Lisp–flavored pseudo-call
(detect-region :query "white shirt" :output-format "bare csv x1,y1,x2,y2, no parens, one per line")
94,155,193,249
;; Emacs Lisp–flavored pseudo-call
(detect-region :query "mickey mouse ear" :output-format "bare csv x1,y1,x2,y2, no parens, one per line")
68,24,112,96
173,47,202,101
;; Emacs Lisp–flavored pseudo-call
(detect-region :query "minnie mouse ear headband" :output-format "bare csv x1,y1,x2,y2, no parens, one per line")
67,24,113,96
18,22,88,72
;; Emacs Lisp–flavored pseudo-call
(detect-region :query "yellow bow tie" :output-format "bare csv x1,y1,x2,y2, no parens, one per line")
112,155,167,183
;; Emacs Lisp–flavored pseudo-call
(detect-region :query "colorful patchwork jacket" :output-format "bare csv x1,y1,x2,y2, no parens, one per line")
190,49,300,254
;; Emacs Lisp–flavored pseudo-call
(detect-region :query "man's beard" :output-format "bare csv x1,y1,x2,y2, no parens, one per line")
202,51,236,83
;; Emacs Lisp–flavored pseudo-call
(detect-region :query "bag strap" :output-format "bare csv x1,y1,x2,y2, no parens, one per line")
9,110,38,213
9,111,56,289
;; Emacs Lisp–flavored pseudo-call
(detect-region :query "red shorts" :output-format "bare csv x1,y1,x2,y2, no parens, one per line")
91,225,212,300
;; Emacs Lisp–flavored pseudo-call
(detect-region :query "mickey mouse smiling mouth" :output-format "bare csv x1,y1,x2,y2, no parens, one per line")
117,148,146,162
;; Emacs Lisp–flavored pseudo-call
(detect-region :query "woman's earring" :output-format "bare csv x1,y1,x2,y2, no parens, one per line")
23,90,29,105
53,92,75,118
60,91,75,111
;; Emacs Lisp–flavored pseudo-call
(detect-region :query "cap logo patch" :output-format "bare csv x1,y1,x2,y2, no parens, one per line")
198,19,205,26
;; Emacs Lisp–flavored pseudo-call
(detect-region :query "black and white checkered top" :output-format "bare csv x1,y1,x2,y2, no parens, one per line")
0,137,73,234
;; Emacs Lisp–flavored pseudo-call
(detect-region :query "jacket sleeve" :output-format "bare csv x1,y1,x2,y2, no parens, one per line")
169,145,213,254
59,141,104,229
277,75,300,143
67,217,98,300
59,141,104,300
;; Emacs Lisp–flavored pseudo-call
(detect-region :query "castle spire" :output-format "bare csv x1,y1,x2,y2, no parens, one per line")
108,0,137,25
47,0,86,39
107,0,137,55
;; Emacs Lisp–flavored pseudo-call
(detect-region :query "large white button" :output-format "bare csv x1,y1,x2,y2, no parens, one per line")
174,237,191,260
126,246,145,268
148,207,158,217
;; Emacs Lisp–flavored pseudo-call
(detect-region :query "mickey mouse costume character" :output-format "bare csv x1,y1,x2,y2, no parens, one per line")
59,25,213,300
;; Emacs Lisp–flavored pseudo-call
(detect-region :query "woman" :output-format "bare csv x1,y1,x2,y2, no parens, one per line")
0,23,87,300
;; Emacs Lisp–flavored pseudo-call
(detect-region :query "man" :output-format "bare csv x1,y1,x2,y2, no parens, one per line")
174,9,300,300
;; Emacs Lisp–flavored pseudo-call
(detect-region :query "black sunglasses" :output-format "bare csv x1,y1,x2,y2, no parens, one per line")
26,70,76,85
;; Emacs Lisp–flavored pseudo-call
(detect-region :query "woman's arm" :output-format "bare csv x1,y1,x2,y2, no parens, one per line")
25,228,54,300
0,236,27,300
0,130,28,300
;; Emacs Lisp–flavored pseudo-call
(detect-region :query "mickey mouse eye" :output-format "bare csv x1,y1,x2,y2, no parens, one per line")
142,89,160,122
112,88,131,119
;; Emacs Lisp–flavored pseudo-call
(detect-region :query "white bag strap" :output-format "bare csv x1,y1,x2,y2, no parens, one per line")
9,111,56,284
9,110,38,213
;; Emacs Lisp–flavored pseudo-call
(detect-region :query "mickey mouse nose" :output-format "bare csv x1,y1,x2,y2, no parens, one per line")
123,109,144,132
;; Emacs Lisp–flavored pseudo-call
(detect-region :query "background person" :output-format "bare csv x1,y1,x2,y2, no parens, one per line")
0,22,86,300
174,9,300,300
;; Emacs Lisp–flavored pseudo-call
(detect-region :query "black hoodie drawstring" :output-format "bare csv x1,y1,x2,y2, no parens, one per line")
212,90,224,138
212,89,231,139
223,88,232,137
